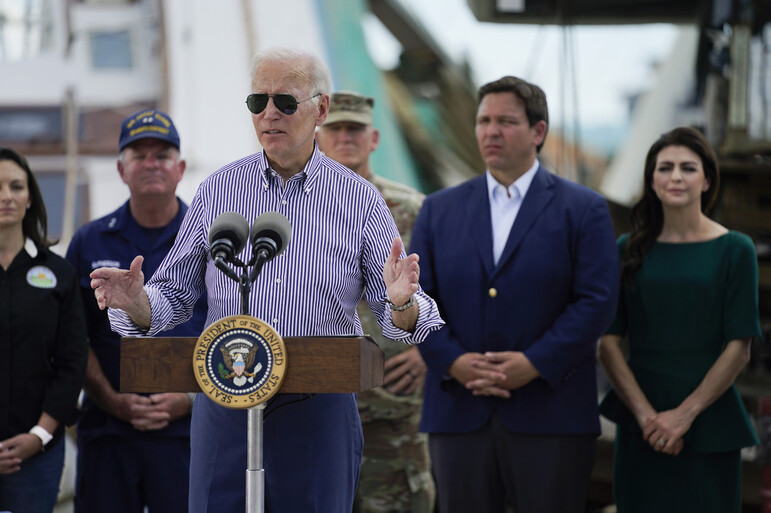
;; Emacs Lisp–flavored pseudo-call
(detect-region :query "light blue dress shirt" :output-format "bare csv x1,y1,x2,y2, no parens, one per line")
486,159,540,265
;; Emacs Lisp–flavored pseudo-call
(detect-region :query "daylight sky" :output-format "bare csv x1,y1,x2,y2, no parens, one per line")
364,0,680,130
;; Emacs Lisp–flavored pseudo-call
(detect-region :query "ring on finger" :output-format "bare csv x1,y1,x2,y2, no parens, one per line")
657,439,666,447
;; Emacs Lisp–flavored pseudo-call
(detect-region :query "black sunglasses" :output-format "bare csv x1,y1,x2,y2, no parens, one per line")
245,93,321,115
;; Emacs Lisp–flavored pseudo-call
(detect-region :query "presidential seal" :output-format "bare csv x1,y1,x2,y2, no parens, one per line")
193,315,287,409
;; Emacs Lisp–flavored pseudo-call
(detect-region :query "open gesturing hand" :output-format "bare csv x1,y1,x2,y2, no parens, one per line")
90,255,151,327
91,255,146,311
382,238,419,307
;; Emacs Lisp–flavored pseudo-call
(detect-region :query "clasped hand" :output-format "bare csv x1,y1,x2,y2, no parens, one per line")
450,351,540,398
641,408,694,456
109,392,191,431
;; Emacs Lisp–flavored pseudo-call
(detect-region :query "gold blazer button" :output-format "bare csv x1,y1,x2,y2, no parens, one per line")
488,287,498,298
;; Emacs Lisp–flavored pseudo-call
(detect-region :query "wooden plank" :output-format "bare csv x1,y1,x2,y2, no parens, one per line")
120,336,384,394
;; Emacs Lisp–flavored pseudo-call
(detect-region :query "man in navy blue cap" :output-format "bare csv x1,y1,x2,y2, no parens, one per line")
66,109,208,513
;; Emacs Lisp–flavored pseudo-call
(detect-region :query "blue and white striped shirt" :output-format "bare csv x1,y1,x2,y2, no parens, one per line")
109,146,444,343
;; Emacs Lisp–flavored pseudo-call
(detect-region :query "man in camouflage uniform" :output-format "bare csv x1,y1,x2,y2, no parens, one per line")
317,91,435,513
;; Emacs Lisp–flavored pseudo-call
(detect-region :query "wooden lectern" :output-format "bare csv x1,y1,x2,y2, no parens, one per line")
120,335,384,394
121,334,384,512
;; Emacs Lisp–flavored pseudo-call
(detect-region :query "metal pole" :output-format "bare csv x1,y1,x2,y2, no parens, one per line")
246,404,266,513
239,248,270,512
62,88,79,246
240,266,264,512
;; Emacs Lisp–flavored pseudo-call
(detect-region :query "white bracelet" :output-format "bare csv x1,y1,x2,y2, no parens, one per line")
29,425,53,447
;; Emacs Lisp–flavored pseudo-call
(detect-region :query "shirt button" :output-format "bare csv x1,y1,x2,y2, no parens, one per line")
281,200,287,205
275,278,281,284
272,318,278,324
263,184,268,190
488,287,498,298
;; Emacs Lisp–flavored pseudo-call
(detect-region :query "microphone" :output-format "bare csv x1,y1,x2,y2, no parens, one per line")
250,212,292,261
209,211,249,263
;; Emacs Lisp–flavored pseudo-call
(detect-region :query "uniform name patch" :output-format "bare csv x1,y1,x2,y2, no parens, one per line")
91,259,121,269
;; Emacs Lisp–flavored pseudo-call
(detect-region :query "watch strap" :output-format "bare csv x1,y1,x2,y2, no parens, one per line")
29,425,53,448
387,295,415,312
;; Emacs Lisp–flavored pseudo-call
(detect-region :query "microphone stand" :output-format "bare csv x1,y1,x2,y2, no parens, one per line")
214,244,276,513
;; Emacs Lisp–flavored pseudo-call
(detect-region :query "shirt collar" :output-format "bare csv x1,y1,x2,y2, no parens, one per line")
102,199,185,237
258,144,323,195
485,159,540,201
102,201,131,233
24,237,38,258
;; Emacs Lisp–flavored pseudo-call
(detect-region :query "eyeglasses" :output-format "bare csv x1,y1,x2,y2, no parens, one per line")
245,93,321,115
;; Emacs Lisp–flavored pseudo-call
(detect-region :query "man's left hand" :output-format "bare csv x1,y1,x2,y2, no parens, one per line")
383,238,419,307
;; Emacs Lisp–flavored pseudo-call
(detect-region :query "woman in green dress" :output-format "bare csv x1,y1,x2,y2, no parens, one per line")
597,127,761,513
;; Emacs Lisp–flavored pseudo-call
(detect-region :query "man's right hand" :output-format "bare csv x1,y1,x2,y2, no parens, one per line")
384,346,427,395
90,255,151,327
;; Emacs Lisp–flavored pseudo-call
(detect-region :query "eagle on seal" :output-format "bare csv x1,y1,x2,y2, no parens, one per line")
220,345,261,386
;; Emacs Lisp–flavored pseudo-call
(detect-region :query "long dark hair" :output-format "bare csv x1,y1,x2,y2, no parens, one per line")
621,127,720,288
0,147,55,248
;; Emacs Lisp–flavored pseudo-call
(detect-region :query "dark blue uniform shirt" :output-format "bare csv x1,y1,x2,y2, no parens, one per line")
66,199,208,441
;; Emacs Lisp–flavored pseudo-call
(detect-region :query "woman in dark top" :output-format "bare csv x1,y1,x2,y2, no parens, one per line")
597,127,760,513
0,147,88,512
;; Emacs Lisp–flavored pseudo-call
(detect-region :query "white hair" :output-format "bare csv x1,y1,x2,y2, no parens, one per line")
250,47,331,97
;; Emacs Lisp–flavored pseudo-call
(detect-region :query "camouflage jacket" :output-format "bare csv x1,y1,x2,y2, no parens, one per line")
358,173,425,423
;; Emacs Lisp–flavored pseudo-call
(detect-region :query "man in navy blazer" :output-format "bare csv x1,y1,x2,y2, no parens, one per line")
410,76,619,513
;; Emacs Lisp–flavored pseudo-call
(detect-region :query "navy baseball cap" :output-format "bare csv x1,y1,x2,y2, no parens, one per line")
118,109,180,152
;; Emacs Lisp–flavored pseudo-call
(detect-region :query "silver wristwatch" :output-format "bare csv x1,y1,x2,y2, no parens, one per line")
387,295,415,312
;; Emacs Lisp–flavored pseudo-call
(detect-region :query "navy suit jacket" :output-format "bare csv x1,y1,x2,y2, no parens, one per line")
411,166,619,435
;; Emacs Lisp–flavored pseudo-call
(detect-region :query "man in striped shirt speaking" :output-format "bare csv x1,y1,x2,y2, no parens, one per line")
89,47,444,513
